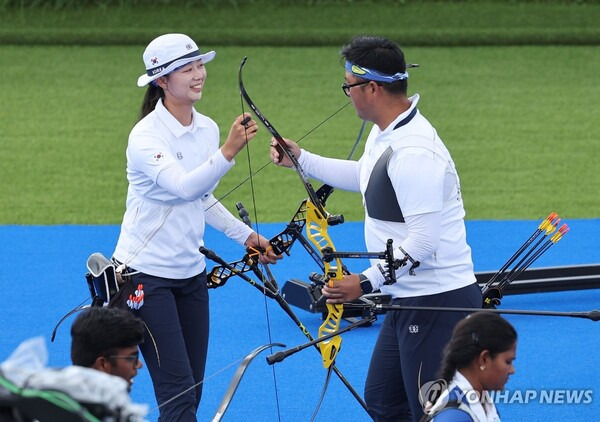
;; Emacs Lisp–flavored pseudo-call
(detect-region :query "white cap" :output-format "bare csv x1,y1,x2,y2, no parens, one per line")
137,33,216,87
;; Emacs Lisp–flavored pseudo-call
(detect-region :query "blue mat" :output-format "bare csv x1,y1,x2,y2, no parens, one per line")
1,220,599,421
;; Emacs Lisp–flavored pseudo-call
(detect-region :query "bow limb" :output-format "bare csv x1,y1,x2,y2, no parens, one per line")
310,365,334,422
212,343,286,422
238,57,328,219
50,303,89,342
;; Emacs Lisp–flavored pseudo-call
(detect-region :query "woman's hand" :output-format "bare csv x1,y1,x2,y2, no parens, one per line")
244,233,282,265
270,137,301,168
222,113,258,161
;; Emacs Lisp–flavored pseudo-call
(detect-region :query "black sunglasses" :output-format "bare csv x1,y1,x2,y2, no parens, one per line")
341,80,371,97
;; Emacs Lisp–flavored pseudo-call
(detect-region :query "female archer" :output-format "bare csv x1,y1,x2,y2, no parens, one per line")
425,312,517,421
112,33,280,420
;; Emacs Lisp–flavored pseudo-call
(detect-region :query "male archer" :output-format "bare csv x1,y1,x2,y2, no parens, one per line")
271,35,482,422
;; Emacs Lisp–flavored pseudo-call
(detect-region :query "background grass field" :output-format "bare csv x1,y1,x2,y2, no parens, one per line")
1,1,598,224
2,1,599,46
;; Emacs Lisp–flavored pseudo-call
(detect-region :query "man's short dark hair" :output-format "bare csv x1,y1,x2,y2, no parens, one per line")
340,35,408,95
71,307,144,367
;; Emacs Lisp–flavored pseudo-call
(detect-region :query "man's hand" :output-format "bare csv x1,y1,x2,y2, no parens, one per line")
270,137,301,167
244,232,282,265
321,273,363,304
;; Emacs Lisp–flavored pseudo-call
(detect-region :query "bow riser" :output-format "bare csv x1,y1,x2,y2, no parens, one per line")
207,259,255,288
305,200,345,368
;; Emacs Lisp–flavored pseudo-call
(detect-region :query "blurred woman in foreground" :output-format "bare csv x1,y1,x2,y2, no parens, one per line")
425,312,517,422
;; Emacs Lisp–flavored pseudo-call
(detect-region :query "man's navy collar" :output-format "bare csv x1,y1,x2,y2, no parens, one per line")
381,93,419,133
393,107,417,130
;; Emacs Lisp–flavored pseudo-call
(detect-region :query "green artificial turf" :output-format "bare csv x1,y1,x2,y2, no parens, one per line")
1,44,598,224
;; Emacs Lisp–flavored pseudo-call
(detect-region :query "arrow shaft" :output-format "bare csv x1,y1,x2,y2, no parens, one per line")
346,304,599,321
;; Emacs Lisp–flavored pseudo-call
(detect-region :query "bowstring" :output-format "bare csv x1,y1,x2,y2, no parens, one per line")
205,101,351,213
148,354,248,415
240,93,283,422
